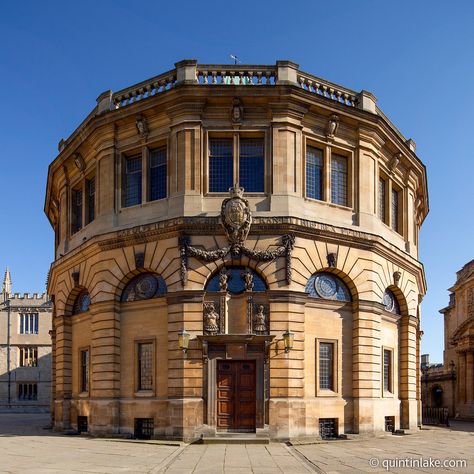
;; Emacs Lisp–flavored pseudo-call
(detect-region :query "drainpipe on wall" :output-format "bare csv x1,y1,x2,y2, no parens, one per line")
6,297,11,406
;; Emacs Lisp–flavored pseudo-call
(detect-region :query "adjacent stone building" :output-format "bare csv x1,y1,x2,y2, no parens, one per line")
0,269,52,412
422,260,474,420
45,60,429,440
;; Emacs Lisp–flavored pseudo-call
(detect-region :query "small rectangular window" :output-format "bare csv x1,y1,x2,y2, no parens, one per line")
19,314,38,335
80,349,89,392
71,188,83,234
123,155,142,207
149,147,167,201
331,154,348,206
391,189,399,233
383,349,392,393
239,138,264,192
138,342,153,391
378,178,386,223
319,342,334,390
19,347,38,367
209,138,233,192
18,383,38,401
85,177,95,225
306,146,324,201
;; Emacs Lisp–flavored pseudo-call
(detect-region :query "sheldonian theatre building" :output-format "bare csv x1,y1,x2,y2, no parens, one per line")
44,59,428,441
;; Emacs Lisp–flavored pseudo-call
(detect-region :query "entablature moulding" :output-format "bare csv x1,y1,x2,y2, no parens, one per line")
47,214,426,298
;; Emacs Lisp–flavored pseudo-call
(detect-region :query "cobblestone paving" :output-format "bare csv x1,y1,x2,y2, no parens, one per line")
0,414,473,473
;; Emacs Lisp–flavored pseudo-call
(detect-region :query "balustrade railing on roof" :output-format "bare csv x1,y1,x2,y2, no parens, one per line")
112,69,177,109
297,71,357,107
196,65,277,85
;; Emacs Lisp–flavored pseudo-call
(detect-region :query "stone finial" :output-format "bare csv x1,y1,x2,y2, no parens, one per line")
2,268,12,295
405,138,416,152
96,90,113,115
58,139,65,152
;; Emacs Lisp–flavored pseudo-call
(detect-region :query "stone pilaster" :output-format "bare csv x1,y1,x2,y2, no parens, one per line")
399,314,418,430
466,352,473,403
166,292,204,440
89,300,120,434
458,352,466,404
53,315,72,430
268,291,306,439
352,301,382,433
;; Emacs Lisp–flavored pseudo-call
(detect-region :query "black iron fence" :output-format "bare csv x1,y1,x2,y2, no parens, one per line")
422,407,449,426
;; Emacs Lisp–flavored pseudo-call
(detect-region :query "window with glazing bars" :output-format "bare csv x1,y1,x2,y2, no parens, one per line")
391,189,399,232
71,188,83,234
149,147,167,201
331,154,348,206
383,349,392,393
209,138,233,192
19,347,38,367
80,349,89,392
378,178,386,223
319,342,334,390
85,177,95,225
123,155,142,207
306,146,324,200
19,313,39,335
138,343,153,390
18,383,37,400
239,138,264,192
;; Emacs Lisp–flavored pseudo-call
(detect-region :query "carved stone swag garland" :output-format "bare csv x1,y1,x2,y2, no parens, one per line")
178,184,295,287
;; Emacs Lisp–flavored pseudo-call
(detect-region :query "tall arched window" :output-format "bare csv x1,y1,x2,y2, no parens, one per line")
121,273,167,302
382,289,401,315
205,267,267,294
73,290,91,314
306,272,351,302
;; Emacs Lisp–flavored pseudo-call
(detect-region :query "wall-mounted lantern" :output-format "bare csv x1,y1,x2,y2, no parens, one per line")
282,330,294,353
178,329,190,354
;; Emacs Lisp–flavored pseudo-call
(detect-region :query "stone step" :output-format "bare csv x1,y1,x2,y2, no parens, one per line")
201,436,270,445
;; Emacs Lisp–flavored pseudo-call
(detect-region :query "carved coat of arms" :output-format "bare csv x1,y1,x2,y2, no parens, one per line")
221,184,251,251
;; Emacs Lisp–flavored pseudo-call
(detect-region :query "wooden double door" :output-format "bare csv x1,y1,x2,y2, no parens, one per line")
216,360,256,431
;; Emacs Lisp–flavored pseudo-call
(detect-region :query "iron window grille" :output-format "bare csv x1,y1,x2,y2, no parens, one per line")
134,418,154,439
71,188,83,234
18,383,38,401
85,177,95,225
19,347,38,367
80,349,89,392
319,342,334,390
319,418,338,439
391,188,399,232
383,349,393,393
138,343,153,391
378,177,386,223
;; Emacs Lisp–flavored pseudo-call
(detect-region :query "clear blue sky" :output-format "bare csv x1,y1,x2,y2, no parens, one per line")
1,0,473,362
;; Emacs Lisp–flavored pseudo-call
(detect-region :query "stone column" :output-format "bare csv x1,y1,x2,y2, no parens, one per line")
352,301,382,433
458,352,466,404
53,315,72,430
399,315,419,430
466,352,473,403
166,291,204,440
89,300,121,434
268,291,306,440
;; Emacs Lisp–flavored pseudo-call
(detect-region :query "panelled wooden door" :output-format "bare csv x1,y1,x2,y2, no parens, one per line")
216,360,256,431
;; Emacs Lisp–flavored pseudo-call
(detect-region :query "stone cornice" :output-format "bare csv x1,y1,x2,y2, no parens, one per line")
49,214,426,297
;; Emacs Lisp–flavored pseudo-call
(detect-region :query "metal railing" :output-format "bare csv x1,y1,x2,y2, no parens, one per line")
422,406,449,426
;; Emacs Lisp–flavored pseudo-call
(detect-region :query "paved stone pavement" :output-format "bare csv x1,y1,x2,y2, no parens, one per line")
0,414,473,473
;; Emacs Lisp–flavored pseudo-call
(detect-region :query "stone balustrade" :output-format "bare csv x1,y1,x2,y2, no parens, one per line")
297,71,357,107
197,65,277,85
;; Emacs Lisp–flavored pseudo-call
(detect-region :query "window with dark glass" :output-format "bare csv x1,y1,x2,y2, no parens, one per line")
378,177,386,223
239,138,264,192
306,146,324,200
391,188,399,233
331,154,348,206
71,188,83,234
123,155,142,207
138,342,153,390
80,349,89,392
209,138,233,192
383,349,392,393
85,177,95,225
18,383,37,401
149,147,167,201
319,342,334,390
